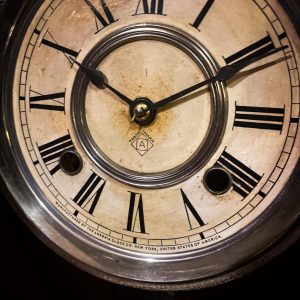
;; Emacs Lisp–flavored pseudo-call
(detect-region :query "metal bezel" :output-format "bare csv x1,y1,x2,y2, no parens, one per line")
0,0,299,290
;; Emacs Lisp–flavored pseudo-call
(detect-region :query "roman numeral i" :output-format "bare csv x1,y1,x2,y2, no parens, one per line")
190,0,215,30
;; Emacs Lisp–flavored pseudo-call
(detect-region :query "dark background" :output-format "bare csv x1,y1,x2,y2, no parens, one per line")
0,189,299,300
1,1,300,299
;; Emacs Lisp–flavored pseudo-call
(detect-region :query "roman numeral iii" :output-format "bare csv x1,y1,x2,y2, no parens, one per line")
126,192,147,234
215,151,262,198
134,0,165,15
84,0,118,33
73,172,106,216
37,134,74,175
234,105,285,131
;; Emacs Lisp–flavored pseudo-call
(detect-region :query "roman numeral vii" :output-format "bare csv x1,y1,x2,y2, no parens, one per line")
73,172,106,216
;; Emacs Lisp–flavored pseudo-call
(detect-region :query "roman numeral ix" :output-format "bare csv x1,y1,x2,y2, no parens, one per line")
215,151,262,198
234,105,285,132
134,0,165,15
73,172,106,216
37,134,74,175
84,0,118,33
30,90,65,112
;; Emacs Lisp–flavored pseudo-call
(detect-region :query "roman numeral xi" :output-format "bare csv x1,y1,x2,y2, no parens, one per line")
84,0,118,33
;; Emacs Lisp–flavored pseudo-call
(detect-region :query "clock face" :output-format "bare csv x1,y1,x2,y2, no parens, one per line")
1,0,300,289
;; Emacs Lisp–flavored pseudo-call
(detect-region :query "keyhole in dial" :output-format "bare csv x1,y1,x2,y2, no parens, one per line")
60,150,83,176
204,167,233,195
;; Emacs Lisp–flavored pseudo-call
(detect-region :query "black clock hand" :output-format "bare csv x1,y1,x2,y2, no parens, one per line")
154,45,288,109
73,61,132,106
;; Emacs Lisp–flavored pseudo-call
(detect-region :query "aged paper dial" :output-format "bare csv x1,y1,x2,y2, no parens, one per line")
1,0,299,289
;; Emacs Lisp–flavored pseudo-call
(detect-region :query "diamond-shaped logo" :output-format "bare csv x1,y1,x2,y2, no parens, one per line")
131,132,154,156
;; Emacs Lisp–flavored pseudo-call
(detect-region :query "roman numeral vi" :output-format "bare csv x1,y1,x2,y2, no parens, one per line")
126,192,147,234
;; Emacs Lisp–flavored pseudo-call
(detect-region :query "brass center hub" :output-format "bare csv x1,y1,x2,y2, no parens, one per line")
129,97,157,126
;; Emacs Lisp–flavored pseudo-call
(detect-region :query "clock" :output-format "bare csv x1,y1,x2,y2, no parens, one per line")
0,0,299,290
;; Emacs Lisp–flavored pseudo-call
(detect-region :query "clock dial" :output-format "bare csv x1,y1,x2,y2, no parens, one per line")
1,0,299,289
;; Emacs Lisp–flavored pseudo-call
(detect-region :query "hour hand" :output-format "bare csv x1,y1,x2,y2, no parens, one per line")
73,60,132,106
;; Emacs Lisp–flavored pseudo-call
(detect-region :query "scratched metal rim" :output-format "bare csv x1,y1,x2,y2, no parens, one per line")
71,23,227,189
0,0,299,291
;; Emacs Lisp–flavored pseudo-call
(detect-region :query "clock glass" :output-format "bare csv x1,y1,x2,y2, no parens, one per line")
1,0,299,289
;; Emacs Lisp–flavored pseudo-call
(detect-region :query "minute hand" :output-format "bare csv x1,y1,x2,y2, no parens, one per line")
154,46,288,109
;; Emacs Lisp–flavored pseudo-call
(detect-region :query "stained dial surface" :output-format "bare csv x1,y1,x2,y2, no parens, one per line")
13,0,300,254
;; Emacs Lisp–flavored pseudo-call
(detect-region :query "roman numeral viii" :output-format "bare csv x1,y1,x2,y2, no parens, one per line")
181,189,205,235
126,192,147,234
37,134,74,175
134,0,165,15
84,0,118,33
234,105,285,132
29,90,65,112
73,172,106,216
215,151,262,198
191,0,215,30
